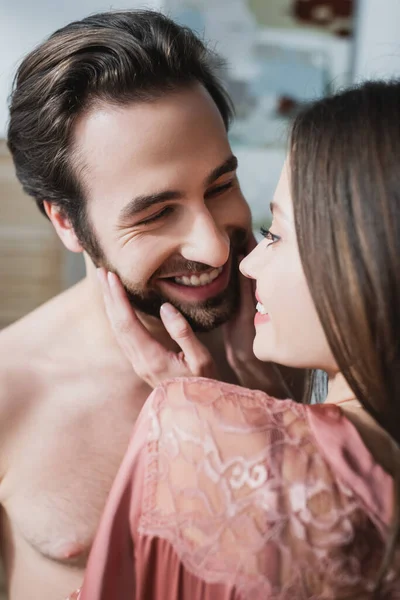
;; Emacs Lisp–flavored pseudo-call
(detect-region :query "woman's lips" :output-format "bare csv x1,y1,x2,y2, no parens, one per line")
255,289,270,325
254,312,271,325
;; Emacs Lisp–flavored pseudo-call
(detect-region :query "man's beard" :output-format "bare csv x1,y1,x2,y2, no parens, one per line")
78,216,248,332
119,244,243,333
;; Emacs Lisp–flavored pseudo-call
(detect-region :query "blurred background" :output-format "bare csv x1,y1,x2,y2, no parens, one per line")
0,0,399,329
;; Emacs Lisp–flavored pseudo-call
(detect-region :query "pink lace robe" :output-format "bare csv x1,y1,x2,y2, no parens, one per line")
69,378,399,599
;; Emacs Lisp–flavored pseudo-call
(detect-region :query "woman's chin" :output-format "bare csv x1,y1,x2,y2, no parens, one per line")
253,336,278,363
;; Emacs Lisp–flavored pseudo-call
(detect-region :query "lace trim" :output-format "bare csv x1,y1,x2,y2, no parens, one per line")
135,378,398,598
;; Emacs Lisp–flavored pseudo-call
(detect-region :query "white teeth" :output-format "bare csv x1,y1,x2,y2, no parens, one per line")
199,273,210,285
256,301,268,315
174,267,223,287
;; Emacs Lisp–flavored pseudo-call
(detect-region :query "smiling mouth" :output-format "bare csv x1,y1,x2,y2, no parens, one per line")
167,267,223,287
156,261,231,302
256,301,268,315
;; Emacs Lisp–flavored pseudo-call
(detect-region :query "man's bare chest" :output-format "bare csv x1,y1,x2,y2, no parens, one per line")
1,377,150,565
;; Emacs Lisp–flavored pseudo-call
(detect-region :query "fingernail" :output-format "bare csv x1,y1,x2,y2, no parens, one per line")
160,303,178,320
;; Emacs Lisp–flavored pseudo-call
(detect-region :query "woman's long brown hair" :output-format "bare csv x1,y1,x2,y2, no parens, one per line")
289,80,400,593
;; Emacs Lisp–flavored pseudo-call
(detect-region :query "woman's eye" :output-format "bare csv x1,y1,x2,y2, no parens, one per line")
139,206,174,226
206,181,234,198
260,226,280,247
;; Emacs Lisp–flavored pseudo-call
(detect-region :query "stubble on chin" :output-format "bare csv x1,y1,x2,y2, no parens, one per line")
94,227,248,332
118,257,241,333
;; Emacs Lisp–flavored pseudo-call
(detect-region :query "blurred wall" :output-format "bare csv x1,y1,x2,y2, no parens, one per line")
3,0,399,138
354,0,400,80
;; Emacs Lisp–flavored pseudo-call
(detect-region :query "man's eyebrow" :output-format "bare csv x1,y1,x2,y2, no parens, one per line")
205,155,238,186
118,190,183,224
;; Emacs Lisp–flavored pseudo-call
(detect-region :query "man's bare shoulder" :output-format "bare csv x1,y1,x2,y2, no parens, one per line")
1,283,78,350
0,311,53,469
0,283,85,413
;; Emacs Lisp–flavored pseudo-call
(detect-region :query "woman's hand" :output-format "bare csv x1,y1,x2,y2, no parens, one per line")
97,269,218,387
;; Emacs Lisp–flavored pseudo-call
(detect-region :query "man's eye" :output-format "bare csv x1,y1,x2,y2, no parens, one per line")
139,206,174,226
206,181,234,198
260,226,281,246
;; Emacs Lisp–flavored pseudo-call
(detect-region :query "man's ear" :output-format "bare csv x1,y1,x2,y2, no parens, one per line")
43,201,83,253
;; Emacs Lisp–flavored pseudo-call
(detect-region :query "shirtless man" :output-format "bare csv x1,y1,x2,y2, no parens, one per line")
1,10,300,600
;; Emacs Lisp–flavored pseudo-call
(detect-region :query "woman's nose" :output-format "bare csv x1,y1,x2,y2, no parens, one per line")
240,240,263,279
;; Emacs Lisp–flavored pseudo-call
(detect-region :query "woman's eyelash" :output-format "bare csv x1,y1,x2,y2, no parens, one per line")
260,226,280,245
140,206,174,226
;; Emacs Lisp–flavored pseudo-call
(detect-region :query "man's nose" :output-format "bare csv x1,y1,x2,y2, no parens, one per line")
180,210,230,267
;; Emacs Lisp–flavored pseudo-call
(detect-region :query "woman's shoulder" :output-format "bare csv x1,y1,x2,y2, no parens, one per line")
146,375,306,429
136,378,396,596
147,380,391,477
305,401,394,529
140,379,369,524
144,377,312,480
144,377,393,537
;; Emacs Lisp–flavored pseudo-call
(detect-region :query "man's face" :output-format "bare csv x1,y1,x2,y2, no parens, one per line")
73,84,251,331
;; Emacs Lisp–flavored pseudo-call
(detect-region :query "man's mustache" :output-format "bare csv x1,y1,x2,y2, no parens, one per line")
156,260,216,277
154,228,248,278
